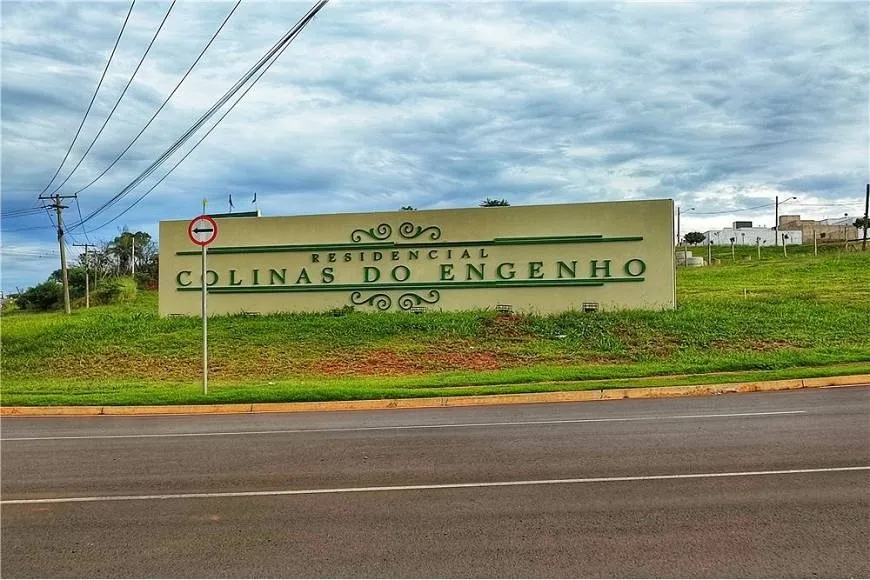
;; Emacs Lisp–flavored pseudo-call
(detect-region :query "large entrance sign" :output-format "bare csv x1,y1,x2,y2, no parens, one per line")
159,200,675,316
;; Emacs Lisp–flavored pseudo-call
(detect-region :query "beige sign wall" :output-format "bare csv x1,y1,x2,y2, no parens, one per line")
159,200,675,316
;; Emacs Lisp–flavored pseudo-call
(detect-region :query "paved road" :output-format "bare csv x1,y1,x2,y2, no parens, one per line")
2,386,868,578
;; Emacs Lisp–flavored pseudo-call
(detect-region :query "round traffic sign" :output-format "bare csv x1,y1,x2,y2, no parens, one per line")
188,215,218,246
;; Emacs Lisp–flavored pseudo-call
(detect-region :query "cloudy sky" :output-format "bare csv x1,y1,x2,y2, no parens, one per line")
1,0,868,292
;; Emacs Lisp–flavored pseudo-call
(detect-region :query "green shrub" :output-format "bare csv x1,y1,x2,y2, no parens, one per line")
92,277,138,306
16,281,63,311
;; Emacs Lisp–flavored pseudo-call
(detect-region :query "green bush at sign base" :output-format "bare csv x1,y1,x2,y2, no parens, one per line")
92,277,138,306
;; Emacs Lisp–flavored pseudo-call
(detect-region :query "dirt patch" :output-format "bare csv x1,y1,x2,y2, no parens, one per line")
710,338,800,352
49,348,312,381
47,342,530,381
306,344,523,377
483,315,531,340
51,351,202,381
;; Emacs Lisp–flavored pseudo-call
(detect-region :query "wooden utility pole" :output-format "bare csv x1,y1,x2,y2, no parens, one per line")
73,243,95,308
46,194,76,314
774,195,779,246
775,195,797,247
863,184,868,251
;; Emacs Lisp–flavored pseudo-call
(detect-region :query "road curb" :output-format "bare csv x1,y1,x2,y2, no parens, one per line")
2,374,868,417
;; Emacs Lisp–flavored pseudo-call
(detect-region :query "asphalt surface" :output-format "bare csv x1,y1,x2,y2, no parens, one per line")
2,386,868,578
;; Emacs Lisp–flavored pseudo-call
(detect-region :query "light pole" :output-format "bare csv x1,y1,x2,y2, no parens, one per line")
676,206,695,265
676,206,695,246
775,195,797,246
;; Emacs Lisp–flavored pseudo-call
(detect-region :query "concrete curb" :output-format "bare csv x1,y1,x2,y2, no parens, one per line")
2,374,868,418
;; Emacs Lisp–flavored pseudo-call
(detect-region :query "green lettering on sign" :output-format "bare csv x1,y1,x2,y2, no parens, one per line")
624,259,646,277
591,260,611,278
391,265,411,282
496,263,516,280
296,268,312,284
269,269,286,285
557,261,576,279
466,263,485,281
363,266,381,283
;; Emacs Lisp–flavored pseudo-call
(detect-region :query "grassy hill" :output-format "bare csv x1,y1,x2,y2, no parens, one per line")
2,246,868,406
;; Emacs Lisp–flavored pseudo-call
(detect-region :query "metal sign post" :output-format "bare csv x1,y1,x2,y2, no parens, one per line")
188,206,219,395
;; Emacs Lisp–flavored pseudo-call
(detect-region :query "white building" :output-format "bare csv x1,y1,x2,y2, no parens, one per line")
702,222,801,246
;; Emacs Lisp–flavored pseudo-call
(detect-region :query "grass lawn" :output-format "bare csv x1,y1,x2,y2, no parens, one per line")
2,245,868,406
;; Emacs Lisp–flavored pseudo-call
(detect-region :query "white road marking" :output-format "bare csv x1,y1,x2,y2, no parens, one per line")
1,410,806,441
2,466,866,505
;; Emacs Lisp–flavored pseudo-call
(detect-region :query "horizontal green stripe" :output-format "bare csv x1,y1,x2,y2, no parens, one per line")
177,277,645,294
176,235,644,256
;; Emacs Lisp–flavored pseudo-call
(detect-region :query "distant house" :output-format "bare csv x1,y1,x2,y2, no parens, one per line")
703,221,801,246
778,215,860,243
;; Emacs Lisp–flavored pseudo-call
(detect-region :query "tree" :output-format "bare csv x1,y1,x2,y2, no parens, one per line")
104,230,157,283
480,198,510,207
683,232,706,246
400,206,417,211
49,267,87,298
854,217,869,229
77,241,114,281
16,280,62,311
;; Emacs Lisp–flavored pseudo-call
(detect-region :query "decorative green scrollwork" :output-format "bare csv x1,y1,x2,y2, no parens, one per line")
398,222,441,241
349,222,442,242
350,223,392,242
397,290,441,311
350,291,392,311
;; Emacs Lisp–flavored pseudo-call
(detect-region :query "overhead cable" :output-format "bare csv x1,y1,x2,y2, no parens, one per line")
37,0,136,199
691,202,776,216
71,0,329,231
63,0,243,201
1,207,47,219
49,1,177,198
83,6,323,233
75,197,92,245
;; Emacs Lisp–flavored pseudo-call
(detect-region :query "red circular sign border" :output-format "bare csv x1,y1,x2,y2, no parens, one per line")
188,215,218,246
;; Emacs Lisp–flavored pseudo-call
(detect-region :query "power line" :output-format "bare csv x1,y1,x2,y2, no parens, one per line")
690,202,776,216
689,198,859,217
49,1,177,198
83,6,322,233
70,0,328,231
72,0,324,226
1,207,47,219
75,197,92,245
0,251,61,258
63,0,243,202
37,0,136,199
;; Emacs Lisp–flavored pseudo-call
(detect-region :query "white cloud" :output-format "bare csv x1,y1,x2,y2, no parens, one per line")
1,0,867,291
